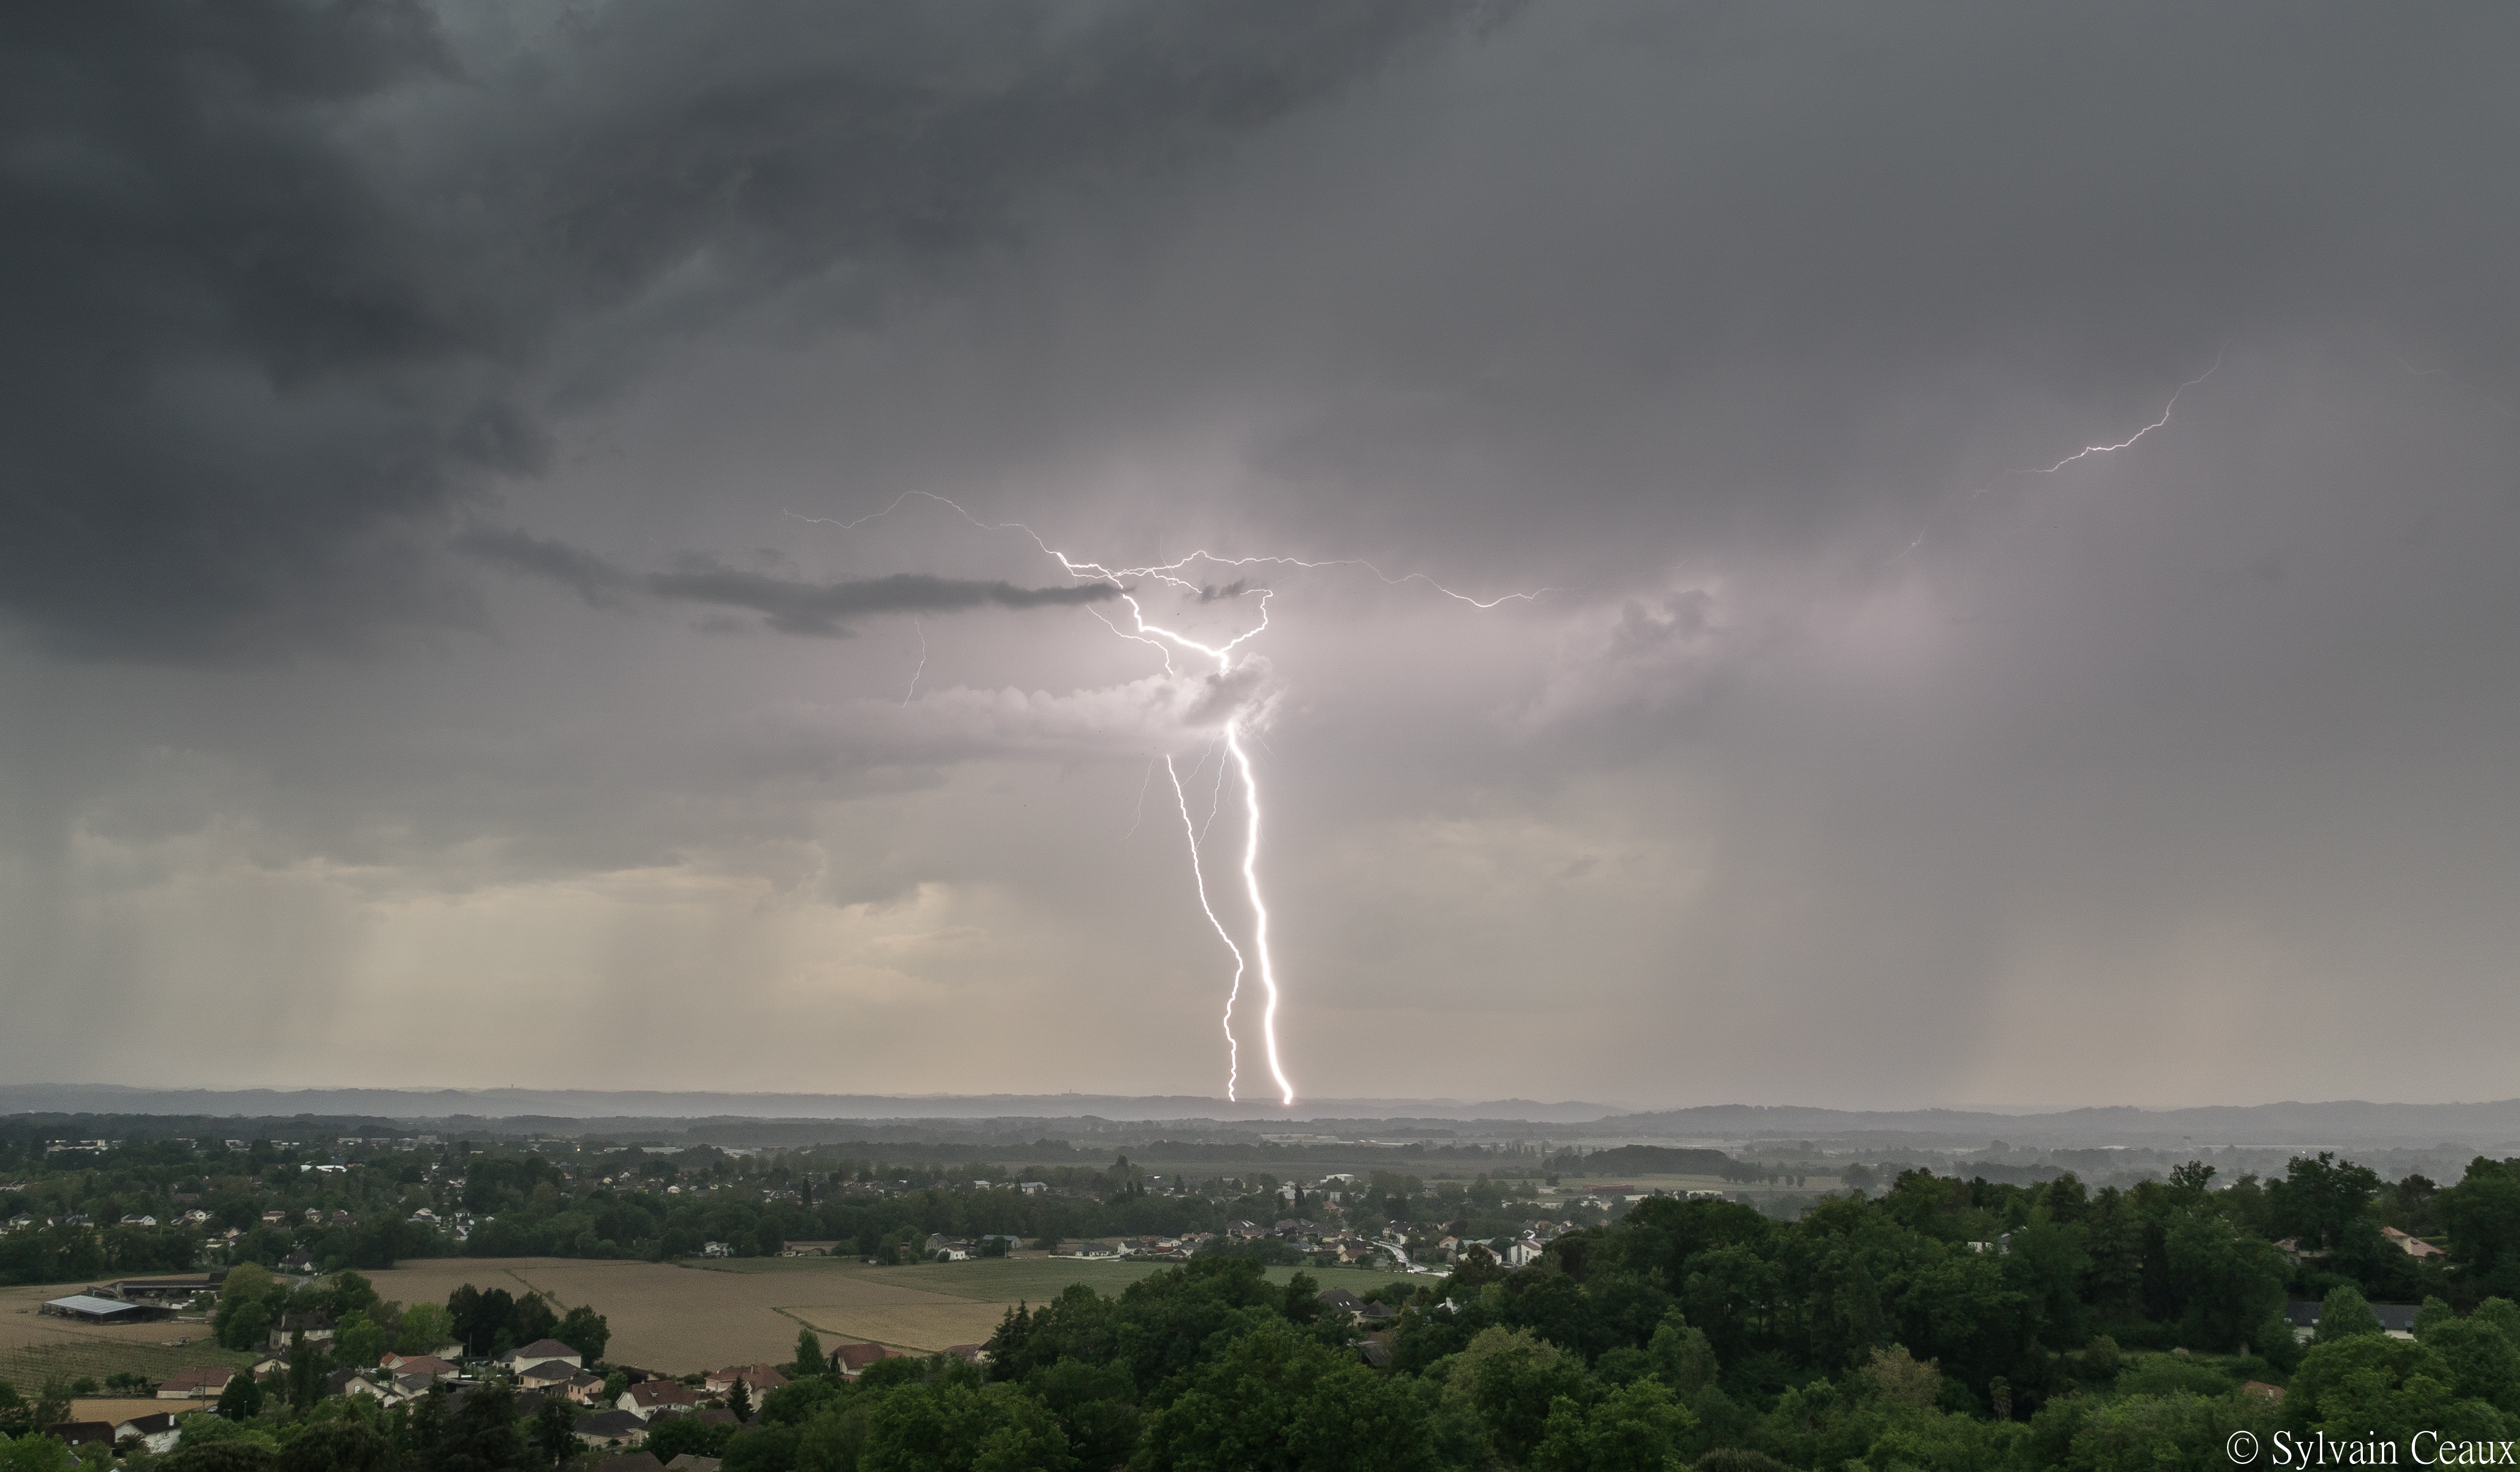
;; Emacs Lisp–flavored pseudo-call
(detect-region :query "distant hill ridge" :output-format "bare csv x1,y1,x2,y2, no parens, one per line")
2,1086,2517,1149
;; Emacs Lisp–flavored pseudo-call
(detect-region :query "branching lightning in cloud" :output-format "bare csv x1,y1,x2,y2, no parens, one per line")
793,491,1544,1106
2025,350,2224,475
1898,350,2225,557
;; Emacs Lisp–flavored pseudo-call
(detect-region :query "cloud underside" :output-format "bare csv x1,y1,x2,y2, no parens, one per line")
0,0,1479,660
458,525,1117,636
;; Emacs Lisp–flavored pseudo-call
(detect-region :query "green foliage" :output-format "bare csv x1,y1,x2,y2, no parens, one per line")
20,1382,70,1438
214,1295,272,1354
1531,1378,1695,1472
213,1373,265,1423
158,1443,276,1472
2416,1312,2520,1412
2115,1353,2239,1399
531,1391,580,1468
722,1421,801,1472
2252,1312,2306,1374
1441,1325,1590,1466
2315,1284,2385,1343
395,1303,455,1355
790,1327,826,1382
645,1414,738,1463
330,1311,388,1369
2285,1333,2508,1443
274,1420,388,1472
556,1304,610,1363
1136,1321,1431,1472
1857,1345,1940,1408
856,1381,1068,1472
1693,1451,1791,1472
758,1376,843,1429
0,1436,75,1472
423,1379,524,1472
2438,1161,2520,1300
2048,1390,2276,1472
1026,1358,1138,1469
2164,1214,2288,1351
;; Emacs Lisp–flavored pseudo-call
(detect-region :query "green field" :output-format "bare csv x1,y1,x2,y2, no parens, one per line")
0,1336,252,1396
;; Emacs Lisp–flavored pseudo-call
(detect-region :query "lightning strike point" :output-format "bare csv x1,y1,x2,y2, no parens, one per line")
796,488,1545,1106
1226,722,1295,1107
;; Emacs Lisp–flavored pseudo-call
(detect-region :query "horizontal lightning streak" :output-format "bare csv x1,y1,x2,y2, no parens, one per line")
788,492,1553,609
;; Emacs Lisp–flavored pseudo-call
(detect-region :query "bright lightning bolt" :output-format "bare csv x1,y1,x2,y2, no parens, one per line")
793,490,1544,1107
903,617,926,705
1166,754,1246,1102
1897,348,2226,557
1098,585,1295,1104
1224,722,1293,1106
2026,349,2223,475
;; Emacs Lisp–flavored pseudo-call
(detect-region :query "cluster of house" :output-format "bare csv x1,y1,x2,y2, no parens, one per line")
33,1412,185,1457
2265,1227,2448,1265
569,1344,986,1452
106,1334,972,1459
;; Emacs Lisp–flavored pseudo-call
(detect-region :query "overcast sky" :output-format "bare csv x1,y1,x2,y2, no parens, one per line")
6,1,2518,1109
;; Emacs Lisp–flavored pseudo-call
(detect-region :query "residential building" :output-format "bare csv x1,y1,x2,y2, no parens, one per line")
574,1411,650,1449
702,1365,788,1398
2382,1226,2447,1260
270,1312,336,1348
619,1381,699,1419
830,1344,896,1380
502,1339,585,1371
158,1367,235,1400
113,1413,182,1455
2284,1299,2421,1341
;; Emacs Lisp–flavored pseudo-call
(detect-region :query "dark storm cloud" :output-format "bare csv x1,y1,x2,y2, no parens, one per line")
0,0,1484,660
460,523,1118,636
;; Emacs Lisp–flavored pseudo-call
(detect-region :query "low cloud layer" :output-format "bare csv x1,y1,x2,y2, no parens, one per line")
461,525,1119,637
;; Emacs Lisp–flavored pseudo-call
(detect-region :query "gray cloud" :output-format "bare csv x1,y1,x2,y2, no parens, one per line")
460,523,1118,636
0,0,1483,660
5,2,2520,1106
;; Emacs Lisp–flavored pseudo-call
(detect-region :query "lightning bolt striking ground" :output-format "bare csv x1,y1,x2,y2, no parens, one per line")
1166,754,1246,1102
1223,722,1293,1106
792,491,1542,1107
